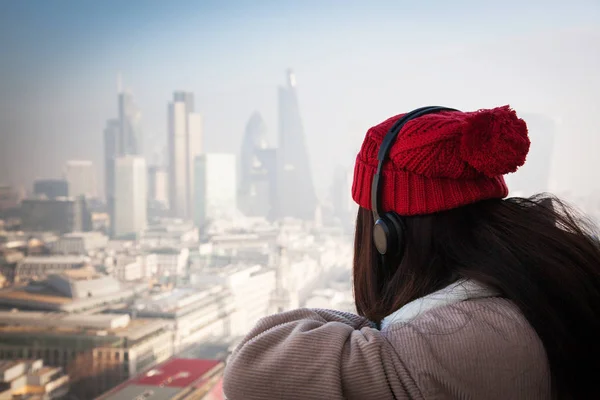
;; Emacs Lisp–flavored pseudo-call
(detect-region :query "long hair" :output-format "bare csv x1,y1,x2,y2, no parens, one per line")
353,194,600,397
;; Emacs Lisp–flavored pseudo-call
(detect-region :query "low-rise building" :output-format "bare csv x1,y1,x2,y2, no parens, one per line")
148,247,189,281
192,264,275,337
97,357,224,400
14,255,89,282
0,311,174,399
0,359,69,400
50,232,108,255
0,268,147,312
118,286,235,353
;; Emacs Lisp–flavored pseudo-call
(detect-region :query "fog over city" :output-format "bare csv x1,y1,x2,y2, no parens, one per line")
1,1,600,200
0,1,599,399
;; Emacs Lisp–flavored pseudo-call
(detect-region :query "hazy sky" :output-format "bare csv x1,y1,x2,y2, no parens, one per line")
1,0,599,201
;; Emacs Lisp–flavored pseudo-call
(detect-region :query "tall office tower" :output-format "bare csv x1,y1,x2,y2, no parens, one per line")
277,69,317,220
65,160,96,199
193,153,236,229
33,179,69,199
147,166,169,207
104,83,144,237
104,119,120,237
508,114,556,197
168,91,203,219
114,156,147,238
118,90,143,156
238,112,278,219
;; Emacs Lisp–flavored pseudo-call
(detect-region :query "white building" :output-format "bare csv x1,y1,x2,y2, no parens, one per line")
148,166,169,207
168,92,202,219
146,247,189,280
113,259,143,282
127,286,234,353
114,156,147,238
51,232,108,255
193,153,237,229
192,264,275,337
64,160,96,198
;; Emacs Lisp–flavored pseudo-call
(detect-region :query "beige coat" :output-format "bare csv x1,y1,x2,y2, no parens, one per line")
223,284,550,399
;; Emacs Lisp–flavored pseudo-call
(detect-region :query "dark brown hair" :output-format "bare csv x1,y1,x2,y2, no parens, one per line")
353,194,600,397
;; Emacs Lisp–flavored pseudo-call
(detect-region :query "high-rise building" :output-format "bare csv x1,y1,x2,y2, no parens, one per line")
33,179,69,199
147,166,169,207
104,82,144,238
508,114,556,197
104,118,120,237
168,92,203,219
238,112,278,219
277,69,317,220
118,90,143,156
114,156,147,238
193,154,236,229
65,160,96,199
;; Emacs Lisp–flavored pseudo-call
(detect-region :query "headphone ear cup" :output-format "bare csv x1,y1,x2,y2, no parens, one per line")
386,212,405,257
373,215,396,255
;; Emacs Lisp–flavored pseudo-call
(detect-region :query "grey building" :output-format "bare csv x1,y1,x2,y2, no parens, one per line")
104,88,143,238
20,197,91,234
33,179,69,200
238,112,278,220
277,69,317,220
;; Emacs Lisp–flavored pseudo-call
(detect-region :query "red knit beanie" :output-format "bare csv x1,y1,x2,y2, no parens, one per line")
352,105,530,216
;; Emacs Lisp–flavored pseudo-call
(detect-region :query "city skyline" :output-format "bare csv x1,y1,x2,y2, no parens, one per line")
1,1,599,201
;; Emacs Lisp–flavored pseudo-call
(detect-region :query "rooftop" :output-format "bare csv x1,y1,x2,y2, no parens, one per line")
20,255,88,264
0,310,170,341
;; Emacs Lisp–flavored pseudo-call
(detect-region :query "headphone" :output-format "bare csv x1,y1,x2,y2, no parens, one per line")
371,106,459,257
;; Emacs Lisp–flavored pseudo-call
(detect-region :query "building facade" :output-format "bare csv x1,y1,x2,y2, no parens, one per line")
64,160,96,199
20,198,91,234
168,92,203,219
114,156,147,238
33,179,69,200
193,154,237,229
238,113,278,219
277,69,317,220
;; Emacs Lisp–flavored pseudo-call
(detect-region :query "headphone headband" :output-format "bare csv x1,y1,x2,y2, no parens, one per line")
371,106,458,220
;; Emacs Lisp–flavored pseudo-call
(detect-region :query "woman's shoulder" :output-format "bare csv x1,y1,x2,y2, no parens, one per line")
382,297,550,398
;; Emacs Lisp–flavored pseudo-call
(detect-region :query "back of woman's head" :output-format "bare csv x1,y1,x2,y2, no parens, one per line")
351,106,600,397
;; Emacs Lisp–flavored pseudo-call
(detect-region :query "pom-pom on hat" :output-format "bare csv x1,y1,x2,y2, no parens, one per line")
352,105,530,216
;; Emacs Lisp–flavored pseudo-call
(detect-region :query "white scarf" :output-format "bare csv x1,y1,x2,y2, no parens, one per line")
380,279,499,330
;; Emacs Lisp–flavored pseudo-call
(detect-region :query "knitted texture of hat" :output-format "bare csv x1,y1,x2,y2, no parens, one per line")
352,105,530,215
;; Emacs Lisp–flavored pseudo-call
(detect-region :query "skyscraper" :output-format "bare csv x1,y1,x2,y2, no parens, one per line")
65,160,96,198
508,114,556,197
193,153,236,229
238,112,278,219
168,91,203,219
118,90,143,156
114,156,147,238
104,118,120,237
104,83,144,237
277,69,317,220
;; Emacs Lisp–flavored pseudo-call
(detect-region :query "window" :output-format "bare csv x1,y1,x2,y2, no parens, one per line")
115,352,120,361
123,352,129,361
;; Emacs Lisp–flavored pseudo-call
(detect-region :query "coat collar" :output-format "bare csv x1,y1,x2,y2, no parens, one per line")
380,279,499,330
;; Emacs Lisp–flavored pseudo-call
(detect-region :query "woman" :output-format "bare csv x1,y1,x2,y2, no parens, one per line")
223,106,600,399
